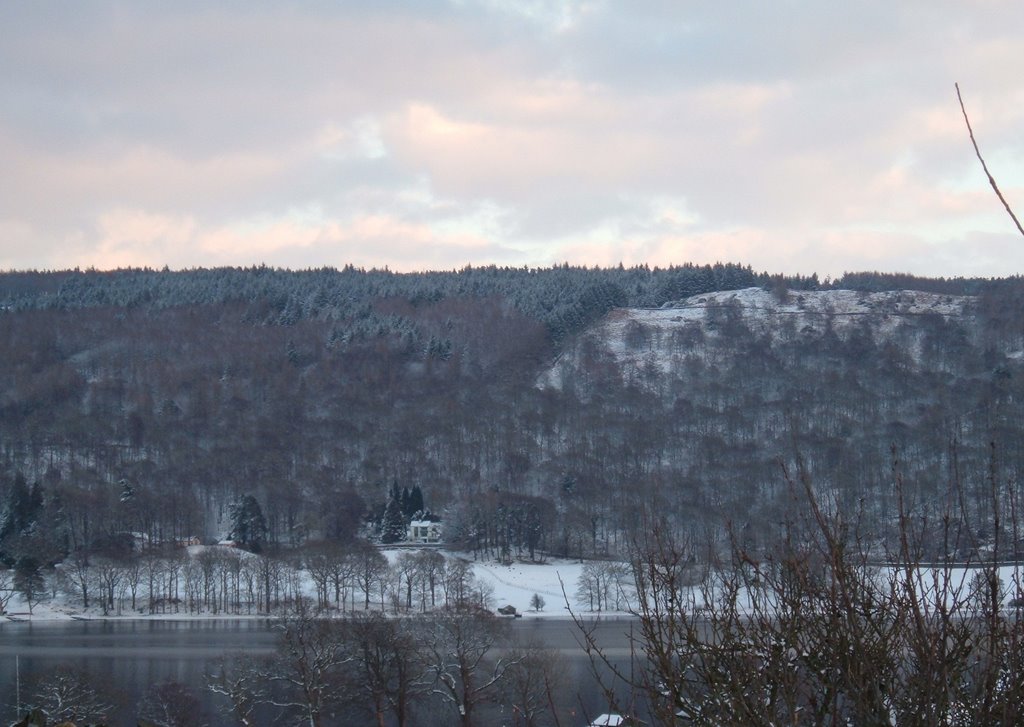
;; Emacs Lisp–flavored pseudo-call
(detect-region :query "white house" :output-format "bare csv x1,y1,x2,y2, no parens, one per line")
408,519,441,544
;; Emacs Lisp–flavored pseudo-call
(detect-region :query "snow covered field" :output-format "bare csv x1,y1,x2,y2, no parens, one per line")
0,548,609,622
421,553,594,617
5,546,1023,622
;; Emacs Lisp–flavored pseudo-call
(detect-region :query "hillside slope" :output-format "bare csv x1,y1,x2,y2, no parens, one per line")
543,287,986,387
538,286,1022,555
0,271,1021,564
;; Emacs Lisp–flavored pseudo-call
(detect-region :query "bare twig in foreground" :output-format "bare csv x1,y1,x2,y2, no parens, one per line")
956,82,1024,238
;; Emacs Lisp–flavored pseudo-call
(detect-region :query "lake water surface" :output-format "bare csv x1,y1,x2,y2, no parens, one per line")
0,617,643,726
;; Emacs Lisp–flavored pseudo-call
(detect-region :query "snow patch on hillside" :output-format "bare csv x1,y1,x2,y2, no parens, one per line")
540,287,975,387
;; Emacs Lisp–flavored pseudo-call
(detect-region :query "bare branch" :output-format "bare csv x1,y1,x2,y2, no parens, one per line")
956,82,1024,238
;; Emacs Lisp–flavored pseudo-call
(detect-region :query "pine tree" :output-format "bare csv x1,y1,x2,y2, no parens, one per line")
0,473,42,546
400,487,411,518
405,486,424,520
228,495,268,551
28,481,43,521
380,497,407,544
14,555,45,614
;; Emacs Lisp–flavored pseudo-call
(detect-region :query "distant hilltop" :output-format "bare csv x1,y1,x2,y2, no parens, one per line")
541,287,989,388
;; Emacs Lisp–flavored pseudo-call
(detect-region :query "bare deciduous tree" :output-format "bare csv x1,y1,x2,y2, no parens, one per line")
138,680,207,727
413,549,446,611
421,610,518,727
349,612,427,727
266,601,356,727
574,457,1024,726
350,540,388,611
31,664,115,726
0,565,16,614
208,654,267,727
500,640,567,727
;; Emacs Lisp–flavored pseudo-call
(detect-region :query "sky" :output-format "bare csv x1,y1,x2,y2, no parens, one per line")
3,1,1024,278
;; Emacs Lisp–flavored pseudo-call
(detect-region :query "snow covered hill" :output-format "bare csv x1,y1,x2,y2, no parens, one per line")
540,287,981,388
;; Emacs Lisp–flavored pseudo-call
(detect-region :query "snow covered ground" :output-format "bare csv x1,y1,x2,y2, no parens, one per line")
6,547,1023,622
629,287,971,341
0,548,607,622
379,549,610,617
441,554,593,617
540,287,979,388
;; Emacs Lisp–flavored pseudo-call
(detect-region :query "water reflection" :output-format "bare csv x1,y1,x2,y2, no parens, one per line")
0,618,646,726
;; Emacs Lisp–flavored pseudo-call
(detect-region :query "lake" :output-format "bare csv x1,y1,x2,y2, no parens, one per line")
0,616,644,726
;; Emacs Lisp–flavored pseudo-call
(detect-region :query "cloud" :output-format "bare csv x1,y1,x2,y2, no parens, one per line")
3,1,1024,276
65,205,521,273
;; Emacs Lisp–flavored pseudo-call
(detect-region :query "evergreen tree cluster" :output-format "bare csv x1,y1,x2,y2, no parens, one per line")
0,472,43,548
0,472,59,609
0,263,776,344
833,270,1001,295
228,494,268,551
378,484,428,544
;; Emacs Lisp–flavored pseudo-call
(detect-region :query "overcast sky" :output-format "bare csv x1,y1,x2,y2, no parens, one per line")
3,1,1024,277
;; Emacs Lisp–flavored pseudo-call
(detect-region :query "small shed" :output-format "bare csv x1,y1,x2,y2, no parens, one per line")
408,519,441,544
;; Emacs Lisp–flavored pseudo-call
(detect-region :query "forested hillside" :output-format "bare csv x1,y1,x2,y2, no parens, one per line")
0,265,1021,566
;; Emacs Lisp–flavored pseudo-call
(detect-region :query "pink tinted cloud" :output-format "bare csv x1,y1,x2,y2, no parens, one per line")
0,134,293,226
384,101,662,199
4,2,1024,275
382,78,794,203
76,208,505,272
555,219,1021,280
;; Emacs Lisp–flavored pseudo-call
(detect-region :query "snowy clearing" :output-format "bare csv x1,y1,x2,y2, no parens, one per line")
6,548,1023,623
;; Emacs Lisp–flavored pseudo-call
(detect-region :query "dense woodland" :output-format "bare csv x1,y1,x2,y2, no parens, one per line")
0,265,1023,574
